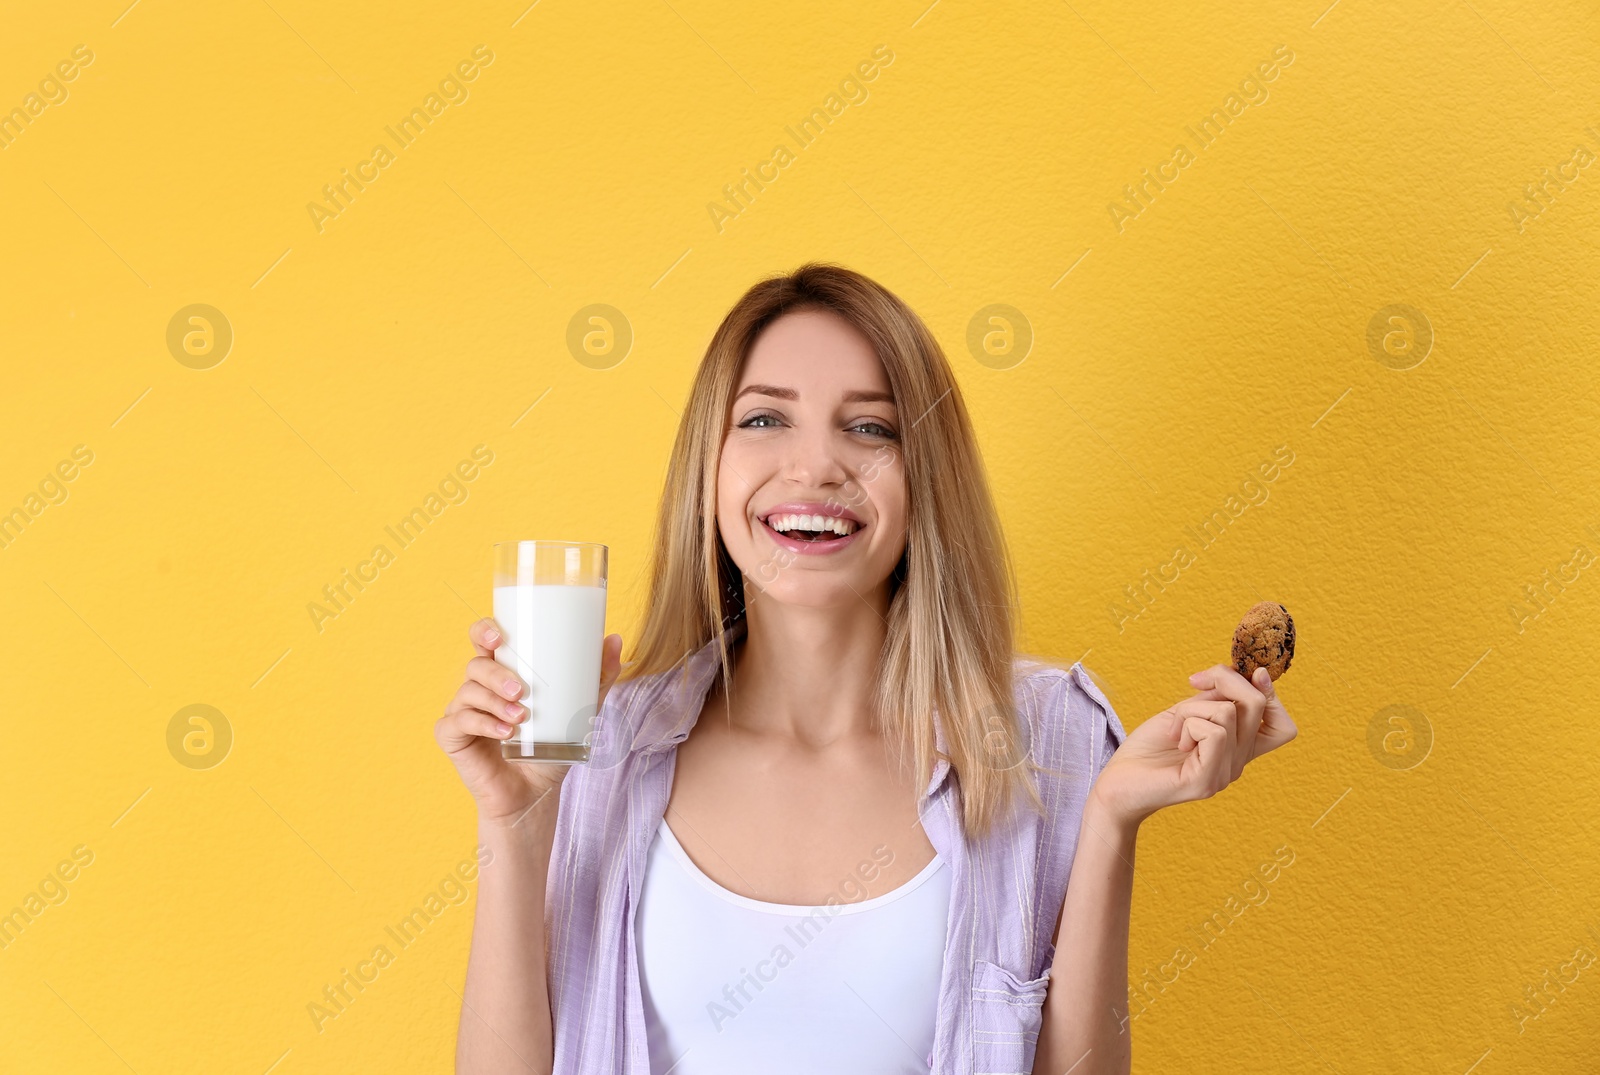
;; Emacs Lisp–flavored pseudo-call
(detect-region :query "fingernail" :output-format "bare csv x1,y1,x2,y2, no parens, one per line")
503,680,522,698
1188,672,1203,685
485,629,500,643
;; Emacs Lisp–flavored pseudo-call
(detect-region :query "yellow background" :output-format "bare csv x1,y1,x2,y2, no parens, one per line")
3,0,1597,1071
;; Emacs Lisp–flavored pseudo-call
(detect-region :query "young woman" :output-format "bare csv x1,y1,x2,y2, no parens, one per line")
438,263,1297,1075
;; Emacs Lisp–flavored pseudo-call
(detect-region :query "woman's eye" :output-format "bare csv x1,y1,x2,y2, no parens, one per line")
737,414,895,438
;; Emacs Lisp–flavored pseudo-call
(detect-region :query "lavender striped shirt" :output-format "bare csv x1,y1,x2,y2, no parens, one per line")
545,619,1127,1074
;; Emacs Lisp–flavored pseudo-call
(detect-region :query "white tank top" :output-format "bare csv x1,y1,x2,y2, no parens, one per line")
635,817,951,1074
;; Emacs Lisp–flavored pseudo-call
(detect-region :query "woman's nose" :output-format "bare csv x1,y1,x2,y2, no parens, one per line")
783,425,849,486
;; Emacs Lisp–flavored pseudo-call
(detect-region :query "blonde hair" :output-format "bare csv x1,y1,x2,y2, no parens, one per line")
622,262,1041,839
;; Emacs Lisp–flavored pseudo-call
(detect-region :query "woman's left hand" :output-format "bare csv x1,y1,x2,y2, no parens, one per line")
1088,664,1298,829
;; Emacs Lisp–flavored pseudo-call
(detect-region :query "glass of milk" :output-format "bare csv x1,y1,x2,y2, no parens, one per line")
492,540,608,763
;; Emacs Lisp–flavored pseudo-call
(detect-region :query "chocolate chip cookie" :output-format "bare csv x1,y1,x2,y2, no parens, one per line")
1232,601,1295,681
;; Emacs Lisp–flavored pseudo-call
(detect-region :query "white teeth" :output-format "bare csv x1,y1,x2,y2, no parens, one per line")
766,512,858,536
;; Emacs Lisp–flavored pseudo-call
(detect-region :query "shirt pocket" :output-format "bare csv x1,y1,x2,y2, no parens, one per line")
971,957,1049,1074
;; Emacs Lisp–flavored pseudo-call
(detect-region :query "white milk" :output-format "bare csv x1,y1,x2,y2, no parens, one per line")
493,584,608,753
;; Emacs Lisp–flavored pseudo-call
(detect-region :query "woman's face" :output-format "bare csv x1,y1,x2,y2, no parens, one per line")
717,308,908,611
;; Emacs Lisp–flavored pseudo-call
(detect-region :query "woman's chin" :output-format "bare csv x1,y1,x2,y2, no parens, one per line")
746,577,893,613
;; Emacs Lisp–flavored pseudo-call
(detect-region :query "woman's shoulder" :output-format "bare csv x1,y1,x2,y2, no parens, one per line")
584,668,669,764
584,652,720,768
1007,652,1111,709
557,666,687,826
1008,654,1128,778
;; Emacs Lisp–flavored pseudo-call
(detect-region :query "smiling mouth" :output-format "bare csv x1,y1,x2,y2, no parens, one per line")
762,513,863,543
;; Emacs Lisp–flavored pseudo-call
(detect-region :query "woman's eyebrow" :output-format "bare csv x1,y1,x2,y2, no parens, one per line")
733,384,897,405
734,383,798,401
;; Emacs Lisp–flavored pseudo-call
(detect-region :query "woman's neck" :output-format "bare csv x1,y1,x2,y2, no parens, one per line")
722,590,890,747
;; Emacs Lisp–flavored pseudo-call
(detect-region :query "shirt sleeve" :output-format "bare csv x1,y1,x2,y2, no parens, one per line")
1021,661,1129,788
1069,662,1128,785
1025,662,1130,979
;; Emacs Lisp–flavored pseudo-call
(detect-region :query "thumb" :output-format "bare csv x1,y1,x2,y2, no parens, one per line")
599,634,624,694
1250,666,1298,754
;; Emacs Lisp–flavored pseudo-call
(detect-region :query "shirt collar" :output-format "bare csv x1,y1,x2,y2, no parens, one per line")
628,616,954,802
630,618,745,754
926,709,952,800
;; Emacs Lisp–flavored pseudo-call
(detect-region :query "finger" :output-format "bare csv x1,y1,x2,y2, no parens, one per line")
435,705,514,752
470,617,504,659
1188,663,1264,727
1188,663,1264,776
453,682,527,725
1258,713,1298,754
1181,716,1233,798
467,655,526,701
595,634,624,713
1197,677,1298,759
1188,685,1258,779
1172,697,1235,774
1172,696,1238,735
1250,666,1299,757
600,634,623,689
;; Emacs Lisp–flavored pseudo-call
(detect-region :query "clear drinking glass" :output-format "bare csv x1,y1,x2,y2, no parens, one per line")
492,540,608,763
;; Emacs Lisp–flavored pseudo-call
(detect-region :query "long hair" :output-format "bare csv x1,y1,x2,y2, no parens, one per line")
621,262,1041,839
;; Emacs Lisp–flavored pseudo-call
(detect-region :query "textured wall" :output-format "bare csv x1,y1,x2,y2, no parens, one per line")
2,1,1597,1072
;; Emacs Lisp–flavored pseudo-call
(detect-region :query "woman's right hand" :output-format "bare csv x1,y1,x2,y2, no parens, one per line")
436,618,625,827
